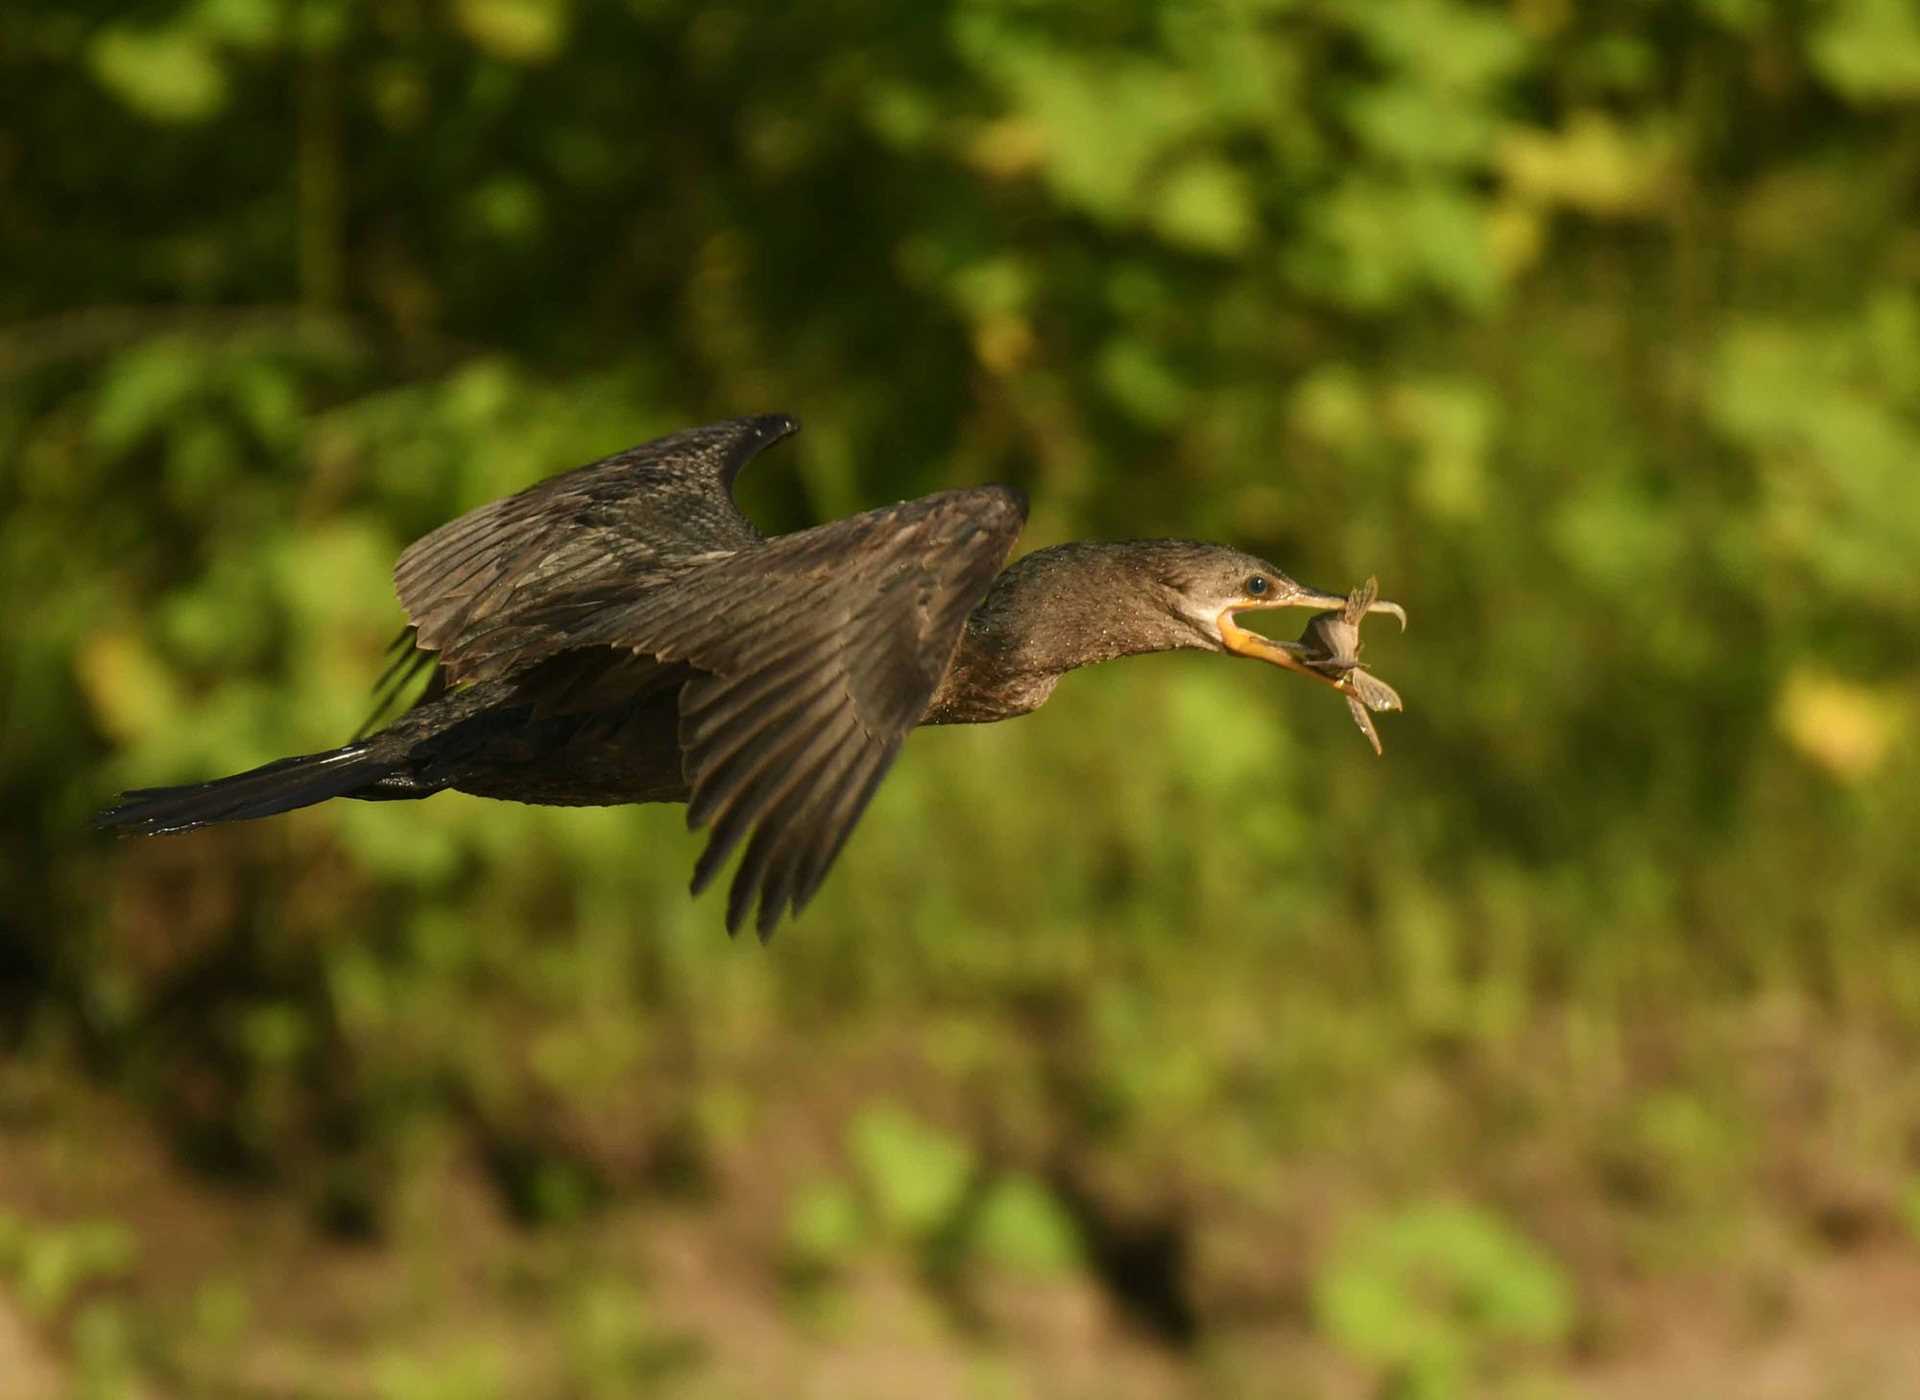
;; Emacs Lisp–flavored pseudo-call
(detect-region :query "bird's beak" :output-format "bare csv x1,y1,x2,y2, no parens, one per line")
1215,581,1406,690
1242,581,1407,631
1294,580,1406,632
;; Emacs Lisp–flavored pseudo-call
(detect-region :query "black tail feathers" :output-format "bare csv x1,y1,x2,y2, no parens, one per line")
94,745,397,836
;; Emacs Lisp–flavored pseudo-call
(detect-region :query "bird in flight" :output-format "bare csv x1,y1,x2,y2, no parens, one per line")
97,415,1405,938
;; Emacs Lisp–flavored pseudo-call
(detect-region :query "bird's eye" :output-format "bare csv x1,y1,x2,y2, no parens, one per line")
1246,575,1269,597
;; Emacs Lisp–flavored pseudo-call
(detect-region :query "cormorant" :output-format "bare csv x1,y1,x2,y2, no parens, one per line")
96,414,1405,937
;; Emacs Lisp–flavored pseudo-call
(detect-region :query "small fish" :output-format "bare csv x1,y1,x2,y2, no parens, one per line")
1294,576,1403,756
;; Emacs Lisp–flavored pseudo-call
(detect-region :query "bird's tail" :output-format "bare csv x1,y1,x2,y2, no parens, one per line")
94,744,397,836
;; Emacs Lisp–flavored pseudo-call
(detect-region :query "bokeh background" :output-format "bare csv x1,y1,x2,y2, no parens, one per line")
5,0,1920,1395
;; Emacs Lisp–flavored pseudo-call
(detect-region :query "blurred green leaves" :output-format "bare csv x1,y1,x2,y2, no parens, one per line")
455,0,571,65
970,1173,1082,1275
850,1104,975,1239
785,1177,868,1282
783,1105,1083,1292
1707,308,1920,609
1812,0,1920,100
0,1215,138,1319
1314,1203,1575,1400
1499,112,1676,220
88,26,229,125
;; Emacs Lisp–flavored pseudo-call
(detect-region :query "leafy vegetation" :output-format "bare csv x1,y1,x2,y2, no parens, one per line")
3,0,1919,1393
1314,1203,1573,1399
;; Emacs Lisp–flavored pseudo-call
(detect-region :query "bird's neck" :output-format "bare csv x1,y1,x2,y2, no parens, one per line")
922,543,1201,726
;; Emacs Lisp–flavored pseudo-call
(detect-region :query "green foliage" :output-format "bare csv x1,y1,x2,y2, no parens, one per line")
1901,1180,1920,1246
784,1120,1081,1288
1616,1090,1751,1220
562,1277,704,1396
1313,1203,1575,1399
784,1177,869,1282
969,1173,1083,1276
373,1345,510,1400
87,26,229,125
848,1104,977,1239
0,1213,134,1319
1812,0,1920,100
71,1300,142,1400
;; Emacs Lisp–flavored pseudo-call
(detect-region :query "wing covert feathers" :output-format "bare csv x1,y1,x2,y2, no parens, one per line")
392,414,798,682
568,485,1026,937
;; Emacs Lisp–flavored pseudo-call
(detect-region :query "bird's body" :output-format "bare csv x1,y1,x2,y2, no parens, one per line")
98,415,1403,936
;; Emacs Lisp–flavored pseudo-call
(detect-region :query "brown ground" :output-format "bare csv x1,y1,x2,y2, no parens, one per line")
5,1054,1920,1400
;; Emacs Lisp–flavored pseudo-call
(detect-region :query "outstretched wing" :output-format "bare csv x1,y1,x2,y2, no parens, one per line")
390,414,799,681
526,486,1028,938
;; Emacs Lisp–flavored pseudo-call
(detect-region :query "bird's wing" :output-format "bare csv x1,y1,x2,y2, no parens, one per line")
389,414,798,679
528,485,1028,938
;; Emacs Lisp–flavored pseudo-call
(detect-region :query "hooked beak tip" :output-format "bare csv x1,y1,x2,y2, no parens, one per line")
1279,584,1407,633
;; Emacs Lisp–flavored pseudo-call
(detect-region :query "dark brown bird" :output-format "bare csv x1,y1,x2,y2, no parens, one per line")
96,415,1405,937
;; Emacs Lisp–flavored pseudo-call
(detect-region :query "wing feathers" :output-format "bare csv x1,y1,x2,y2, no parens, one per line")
786,737,876,918
751,736,880,935
690,712,845,903
391,416,798,680
792,749,895,911
388,423,1025,937
725,732,863,936
684,672,848,831
655,487,1025,934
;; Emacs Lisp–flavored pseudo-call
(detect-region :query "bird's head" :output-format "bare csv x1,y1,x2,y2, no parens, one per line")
946,540,1406,725
1133,542,1406,666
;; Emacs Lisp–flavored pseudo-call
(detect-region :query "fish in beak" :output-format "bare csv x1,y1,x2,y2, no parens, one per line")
1218,575,1405,754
